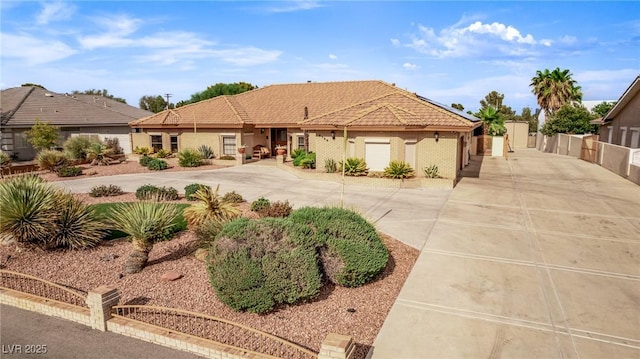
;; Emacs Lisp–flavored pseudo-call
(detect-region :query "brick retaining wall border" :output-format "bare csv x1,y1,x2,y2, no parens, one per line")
1,286,354,359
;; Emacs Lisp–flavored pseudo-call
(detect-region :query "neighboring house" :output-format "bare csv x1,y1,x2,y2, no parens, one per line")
599,76,640,148
130,80,481,178
0,86,152,159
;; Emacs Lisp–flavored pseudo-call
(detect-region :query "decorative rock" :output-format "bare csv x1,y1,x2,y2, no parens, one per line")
161,271,183,281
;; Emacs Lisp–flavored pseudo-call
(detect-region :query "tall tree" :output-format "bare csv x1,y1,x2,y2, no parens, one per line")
177,82,257,107
517,107,539,133
26,119,59,151
591,101,617,118
530,68,582,116
477,91,516,121
478,106,506,136
139,95,173,113
71,89,127,104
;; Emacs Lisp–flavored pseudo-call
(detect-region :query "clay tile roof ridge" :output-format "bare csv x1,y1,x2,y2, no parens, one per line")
161,109,181,125
344,103,410,126
300,92,401,124
223,96,247,123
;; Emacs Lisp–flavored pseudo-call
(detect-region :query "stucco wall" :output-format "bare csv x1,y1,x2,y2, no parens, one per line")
312,130,459,179
132,129,241,157
608,92,640,146
599,142,630,177
504,121,529,149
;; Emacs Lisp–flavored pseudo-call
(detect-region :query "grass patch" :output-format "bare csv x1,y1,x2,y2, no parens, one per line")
91,202,189,240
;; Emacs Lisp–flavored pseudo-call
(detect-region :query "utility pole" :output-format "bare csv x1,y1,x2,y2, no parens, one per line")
164,93,172,110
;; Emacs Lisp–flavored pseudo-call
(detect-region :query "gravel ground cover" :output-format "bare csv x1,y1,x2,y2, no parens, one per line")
0,189,418,358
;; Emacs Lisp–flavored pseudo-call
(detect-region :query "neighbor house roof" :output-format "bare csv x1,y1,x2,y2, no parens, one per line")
603,76,640,123
0,86,152,127
131,80,480,130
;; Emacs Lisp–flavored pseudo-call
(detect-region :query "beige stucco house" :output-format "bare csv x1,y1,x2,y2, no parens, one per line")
599,76,640,148
130,80,481,178
0,86,152,160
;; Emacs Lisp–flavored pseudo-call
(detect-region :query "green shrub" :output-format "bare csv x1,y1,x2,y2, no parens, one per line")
57,166,83,177
324,158,337,173
384,161,415,179
289,206,388,287
259,200,292,218
133,146,151,155
250,197,270,212
177,148,203,167
222,191,244,203
219,155,235,160
292,151,307,166
89,184,123,197
299,153,316,169
147,158,168,171
63,136,95,160
208,218,321,313
139,155,153,167
424,165,442,178
340,157,368,176
155,149,171,158
36,149,68,172
184,183,212,201
197,145,214,159
0,175,105,249
135,184,179,201
290,148,305,159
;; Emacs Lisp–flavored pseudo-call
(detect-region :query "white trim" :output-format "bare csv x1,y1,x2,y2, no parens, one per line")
364,137,390,144
220,133,235,137
607,126,613,144
620,126,628,147
629,127,640,149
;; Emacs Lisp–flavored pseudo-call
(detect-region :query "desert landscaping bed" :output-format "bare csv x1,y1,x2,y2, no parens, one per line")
0,191,418,358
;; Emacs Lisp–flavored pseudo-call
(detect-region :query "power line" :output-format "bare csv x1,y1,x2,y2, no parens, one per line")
164,93,172,109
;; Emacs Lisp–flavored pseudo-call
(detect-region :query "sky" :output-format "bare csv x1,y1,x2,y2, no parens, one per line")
1,1,638,114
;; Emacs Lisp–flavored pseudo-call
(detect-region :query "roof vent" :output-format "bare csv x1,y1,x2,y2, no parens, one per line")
44,93,54,97
392,83,396,86
307,80,312,83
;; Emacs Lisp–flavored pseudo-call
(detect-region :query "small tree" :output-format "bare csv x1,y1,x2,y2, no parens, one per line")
26,119,59,151
540,104,595,136
479,106,506,136
591,101,616,118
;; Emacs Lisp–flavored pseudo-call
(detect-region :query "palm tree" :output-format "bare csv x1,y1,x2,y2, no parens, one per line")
530,67,582,116
479,106,506,136
108,201,181,273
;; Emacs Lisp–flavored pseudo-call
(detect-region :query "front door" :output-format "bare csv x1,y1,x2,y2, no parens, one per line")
271,128,288,155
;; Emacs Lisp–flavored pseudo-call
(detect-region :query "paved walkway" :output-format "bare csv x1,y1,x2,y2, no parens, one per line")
372,149,640,358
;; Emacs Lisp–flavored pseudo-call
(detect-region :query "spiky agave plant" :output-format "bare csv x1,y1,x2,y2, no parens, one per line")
86,142,114,166
51,195,106,249
0,175,57,247
108,200,181,273
384,161,415,179
183,185,240,227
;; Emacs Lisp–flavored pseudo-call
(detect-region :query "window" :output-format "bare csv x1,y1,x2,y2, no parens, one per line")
170,136,178,152
14,132,29,149
151,135,162,152
297,135,305,149
222,136,236,155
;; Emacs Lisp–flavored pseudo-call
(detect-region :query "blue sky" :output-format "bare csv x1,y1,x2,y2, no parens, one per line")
1,1,638,113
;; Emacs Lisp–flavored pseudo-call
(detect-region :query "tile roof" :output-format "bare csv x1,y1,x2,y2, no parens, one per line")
1,86,152,127
131,80,479,129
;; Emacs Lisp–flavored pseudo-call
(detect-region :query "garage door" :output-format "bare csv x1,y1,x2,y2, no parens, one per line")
365,139,390,171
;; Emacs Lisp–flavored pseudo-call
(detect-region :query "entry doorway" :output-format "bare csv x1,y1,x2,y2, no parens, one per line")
271,128,288,156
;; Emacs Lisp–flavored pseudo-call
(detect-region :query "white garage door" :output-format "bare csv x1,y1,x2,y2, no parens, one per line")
365,139,390,171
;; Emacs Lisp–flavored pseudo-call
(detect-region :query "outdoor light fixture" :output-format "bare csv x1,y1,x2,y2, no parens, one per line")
260,128,265,134
434,132,440,142
331,130,336,140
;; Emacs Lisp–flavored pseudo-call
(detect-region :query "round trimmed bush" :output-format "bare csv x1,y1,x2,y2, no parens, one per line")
135,184,179,201
57,166,83,177
147,158,168,171
139,155,153,167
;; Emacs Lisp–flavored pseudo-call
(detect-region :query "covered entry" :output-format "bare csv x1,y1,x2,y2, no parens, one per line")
365,138,390,171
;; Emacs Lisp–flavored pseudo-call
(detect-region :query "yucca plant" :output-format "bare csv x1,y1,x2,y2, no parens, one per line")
108,201,181,273
0,151,11,178
183,185,240,227
86,142,114,166
324,158,337,173
178,148,203,167
424,165,442,178
36,149,68,172
197,145,214,159
0,175,58,247
340,157,368,176
50,195,106,249
384,161,415,179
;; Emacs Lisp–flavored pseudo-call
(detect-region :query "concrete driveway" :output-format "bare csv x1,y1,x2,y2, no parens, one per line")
55,161,451,250
372,149,640,358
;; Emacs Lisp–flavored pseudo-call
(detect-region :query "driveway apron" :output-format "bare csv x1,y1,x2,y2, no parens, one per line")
371,149,640,358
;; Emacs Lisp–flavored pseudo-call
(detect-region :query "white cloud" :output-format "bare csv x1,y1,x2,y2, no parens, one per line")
209,47,282,66
264,0,323,13
390,38,400,46
403,62,418,70
36,1,75,25
329,53,337,60
401,19,540,59
0,32,76,64
78,14,143,49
